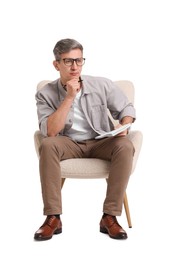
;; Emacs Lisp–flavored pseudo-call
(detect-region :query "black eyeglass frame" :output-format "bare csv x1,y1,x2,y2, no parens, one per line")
56,58,86,66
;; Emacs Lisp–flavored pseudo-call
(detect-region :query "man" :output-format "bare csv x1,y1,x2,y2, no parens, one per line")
34,38,136,241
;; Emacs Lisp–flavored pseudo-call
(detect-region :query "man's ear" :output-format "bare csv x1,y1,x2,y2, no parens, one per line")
53,60,59,71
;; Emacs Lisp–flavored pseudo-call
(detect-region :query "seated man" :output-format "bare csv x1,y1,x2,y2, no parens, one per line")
34,38,136,241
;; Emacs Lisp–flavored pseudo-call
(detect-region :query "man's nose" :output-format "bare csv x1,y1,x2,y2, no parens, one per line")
71,61,78,69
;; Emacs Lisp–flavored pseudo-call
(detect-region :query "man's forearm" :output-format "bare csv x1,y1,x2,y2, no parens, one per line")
47,97,73,137
120,116,134,125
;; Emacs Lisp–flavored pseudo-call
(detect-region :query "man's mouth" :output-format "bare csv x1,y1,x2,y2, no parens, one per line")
70,73,79,76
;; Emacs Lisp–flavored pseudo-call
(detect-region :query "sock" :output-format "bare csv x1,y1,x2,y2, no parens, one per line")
103,213,114,218
48,214,60,219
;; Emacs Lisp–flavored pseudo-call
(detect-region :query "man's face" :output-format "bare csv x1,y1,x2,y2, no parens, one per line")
54,48,84,83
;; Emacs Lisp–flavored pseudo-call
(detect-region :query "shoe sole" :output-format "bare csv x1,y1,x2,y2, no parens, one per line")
34,228,62,241
100,226,127,239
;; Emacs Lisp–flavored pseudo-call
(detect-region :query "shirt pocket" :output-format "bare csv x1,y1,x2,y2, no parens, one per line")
91,105,109,131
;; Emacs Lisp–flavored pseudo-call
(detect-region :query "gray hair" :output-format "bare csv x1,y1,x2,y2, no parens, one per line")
53,38,83,60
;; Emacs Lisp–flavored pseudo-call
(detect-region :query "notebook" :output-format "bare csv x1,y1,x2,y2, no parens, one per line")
95,123,131,139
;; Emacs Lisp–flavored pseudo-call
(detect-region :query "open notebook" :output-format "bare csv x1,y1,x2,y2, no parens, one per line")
95,123,131,139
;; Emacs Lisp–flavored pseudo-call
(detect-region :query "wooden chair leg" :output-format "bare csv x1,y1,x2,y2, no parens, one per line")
61,178,66,188
124,192,132,228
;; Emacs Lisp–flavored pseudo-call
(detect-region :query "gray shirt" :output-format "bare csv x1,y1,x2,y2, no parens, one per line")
35,75,136,138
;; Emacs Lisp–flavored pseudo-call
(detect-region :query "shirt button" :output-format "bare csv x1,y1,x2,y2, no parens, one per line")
69,119,72,123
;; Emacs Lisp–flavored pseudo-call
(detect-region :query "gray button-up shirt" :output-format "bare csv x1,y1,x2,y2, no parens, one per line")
35,75,136,137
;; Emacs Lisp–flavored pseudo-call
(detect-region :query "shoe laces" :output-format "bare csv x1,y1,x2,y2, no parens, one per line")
106,215,121,229
41,215,56,228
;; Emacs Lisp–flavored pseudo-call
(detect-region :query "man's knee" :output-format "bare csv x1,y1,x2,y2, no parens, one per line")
40,136,67,156
39,136,71,155
113,137,134,155
40,136,58,150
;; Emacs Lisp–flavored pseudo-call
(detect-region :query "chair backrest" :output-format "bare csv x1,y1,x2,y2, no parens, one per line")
114,80,134,104
37,80,52,91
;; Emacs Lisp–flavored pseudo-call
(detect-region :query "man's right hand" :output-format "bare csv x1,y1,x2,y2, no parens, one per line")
65,78,81,99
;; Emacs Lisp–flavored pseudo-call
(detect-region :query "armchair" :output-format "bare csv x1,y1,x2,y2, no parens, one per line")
34,80,143,228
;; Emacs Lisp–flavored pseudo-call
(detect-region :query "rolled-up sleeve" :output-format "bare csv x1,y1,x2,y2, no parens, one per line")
107,82,136,121
35,91,55,136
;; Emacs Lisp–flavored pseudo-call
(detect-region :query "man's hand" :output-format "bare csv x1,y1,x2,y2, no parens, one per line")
114,123,128,136
65,78,81,99
115,116,133,136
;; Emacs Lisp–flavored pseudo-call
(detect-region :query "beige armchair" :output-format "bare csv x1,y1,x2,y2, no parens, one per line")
34,80,143,228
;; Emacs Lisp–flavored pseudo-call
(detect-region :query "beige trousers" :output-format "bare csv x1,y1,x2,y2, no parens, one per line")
39,135,134,216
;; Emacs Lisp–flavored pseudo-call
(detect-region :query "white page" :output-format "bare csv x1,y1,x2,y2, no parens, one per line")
95,123,131,139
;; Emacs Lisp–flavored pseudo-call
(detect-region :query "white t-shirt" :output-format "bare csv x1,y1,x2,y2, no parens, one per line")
66,90,97,141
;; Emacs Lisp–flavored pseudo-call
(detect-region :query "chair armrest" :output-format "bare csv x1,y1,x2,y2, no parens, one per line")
34,130,44,158
127,130,143,173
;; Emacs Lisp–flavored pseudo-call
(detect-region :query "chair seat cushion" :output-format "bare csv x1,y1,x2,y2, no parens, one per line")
61,158,110,178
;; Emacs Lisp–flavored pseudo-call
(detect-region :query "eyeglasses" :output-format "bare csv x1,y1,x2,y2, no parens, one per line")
57,58,85,66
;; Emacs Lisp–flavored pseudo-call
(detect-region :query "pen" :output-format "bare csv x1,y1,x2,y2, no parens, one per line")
78,76,83,83
63,77,83,88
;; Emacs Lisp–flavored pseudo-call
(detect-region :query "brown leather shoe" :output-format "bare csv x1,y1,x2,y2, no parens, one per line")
34,215,62,241
100,214,127,239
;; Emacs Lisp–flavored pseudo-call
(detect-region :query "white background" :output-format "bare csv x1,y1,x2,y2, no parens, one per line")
0,0,178,259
